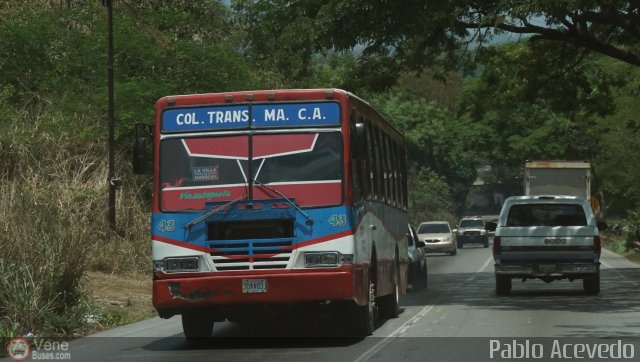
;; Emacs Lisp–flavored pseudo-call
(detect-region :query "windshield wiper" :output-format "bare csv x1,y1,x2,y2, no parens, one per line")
184,194,247,230
252,178,314,225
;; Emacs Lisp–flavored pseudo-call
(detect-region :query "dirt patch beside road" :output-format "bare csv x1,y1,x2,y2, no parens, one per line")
83,271,156,334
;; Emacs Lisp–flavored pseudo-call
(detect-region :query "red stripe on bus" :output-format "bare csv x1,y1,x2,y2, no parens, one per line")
161,182,341,210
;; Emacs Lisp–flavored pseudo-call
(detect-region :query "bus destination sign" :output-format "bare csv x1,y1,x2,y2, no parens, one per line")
162,102,340,132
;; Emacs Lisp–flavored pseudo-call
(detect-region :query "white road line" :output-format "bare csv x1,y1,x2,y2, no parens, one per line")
465,257,493,283
353,256,494,362
352,295,446,362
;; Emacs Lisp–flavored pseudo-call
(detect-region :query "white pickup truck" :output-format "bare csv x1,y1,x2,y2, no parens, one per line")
491,195,608,295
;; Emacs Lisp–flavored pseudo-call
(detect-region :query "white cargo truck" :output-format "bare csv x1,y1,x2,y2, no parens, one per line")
525,161,591,198
524,161,604,220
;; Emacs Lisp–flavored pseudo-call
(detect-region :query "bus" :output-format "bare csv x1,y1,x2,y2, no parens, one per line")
134,89,409,338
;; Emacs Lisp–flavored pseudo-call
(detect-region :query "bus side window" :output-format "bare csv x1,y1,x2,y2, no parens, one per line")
366,120,377,200
371,124,383,201
357,115,370,201
350,110,363,203
400,148,408,209
381,130,389,204
391,141,400,207
383,133,394,206
375,126,386,202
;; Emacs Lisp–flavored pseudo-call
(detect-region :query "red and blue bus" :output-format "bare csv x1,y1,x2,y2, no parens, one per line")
138,89,408,338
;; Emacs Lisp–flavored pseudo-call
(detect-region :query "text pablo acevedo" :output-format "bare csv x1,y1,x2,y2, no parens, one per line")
490,339,635,359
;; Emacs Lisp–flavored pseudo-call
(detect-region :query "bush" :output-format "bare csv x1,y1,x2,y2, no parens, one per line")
623,210,640,250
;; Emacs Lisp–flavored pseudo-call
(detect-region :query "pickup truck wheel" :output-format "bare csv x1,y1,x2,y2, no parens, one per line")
583,273,600,295
495,275,511,296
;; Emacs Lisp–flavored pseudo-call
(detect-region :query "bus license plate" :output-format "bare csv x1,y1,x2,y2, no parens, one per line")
242,279,267,293
539,264,556,273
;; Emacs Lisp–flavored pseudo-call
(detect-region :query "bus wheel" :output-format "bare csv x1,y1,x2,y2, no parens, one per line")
182,313,214,339
495,275,511,296
583,272,600,295
351,272,376,336
379,259,400,318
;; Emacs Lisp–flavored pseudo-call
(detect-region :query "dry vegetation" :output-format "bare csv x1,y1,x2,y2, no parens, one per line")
0,115,152,344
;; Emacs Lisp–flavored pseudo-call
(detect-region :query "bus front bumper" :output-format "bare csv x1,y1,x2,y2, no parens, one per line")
153,265,354,310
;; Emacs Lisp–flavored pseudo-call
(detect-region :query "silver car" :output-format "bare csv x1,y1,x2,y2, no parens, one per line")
417,221,456,255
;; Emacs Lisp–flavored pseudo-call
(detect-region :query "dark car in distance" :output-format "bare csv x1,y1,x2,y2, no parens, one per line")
455,216,489,248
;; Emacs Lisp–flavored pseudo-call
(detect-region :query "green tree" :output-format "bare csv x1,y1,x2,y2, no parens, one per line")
368,91,481,212
234,0,640,77
0,1,257,141
408,167,456,223
592,62,640,214
455,41,628,188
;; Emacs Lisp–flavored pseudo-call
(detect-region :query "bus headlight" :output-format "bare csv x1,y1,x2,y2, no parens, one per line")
156,257,200,272
305,252,341,267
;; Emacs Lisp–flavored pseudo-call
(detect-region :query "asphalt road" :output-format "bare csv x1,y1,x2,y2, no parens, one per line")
64,246,640,361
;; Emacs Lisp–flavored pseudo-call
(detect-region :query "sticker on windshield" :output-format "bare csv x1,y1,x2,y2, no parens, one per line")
191,166,219,181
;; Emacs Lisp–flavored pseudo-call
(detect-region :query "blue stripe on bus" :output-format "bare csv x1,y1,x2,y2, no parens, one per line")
151,205,353,250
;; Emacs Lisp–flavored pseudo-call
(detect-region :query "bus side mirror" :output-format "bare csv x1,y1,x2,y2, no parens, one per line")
132,138,149,174
132,123,153,175
353,123,367,161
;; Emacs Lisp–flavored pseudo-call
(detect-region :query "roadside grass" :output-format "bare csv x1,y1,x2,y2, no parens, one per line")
0,115,152,344
602,234,640,265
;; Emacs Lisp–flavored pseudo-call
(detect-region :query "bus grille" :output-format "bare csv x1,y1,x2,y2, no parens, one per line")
209,239,293,271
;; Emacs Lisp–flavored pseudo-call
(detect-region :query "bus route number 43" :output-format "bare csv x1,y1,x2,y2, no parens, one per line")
329,214,347,227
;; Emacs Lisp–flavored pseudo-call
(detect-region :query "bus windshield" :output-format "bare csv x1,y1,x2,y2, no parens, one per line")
159,132,342,211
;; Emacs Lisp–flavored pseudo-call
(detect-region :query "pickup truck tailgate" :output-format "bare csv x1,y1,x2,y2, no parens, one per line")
497,226,598,262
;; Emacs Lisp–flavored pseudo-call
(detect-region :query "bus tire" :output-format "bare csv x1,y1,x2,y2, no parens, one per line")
351,271,376,336
495,275,511,296
378,259,400,318
182,313,214,339
583,272,600,295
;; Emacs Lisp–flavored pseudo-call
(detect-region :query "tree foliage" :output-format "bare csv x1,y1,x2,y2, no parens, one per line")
1,0,638,222
592,62,640,213
454,41,640,215
367,90,481,211
0,1,255,141
234,0,640,86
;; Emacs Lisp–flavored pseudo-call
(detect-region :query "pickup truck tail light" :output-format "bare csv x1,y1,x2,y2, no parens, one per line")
594,235,601,254
493,236,501,256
